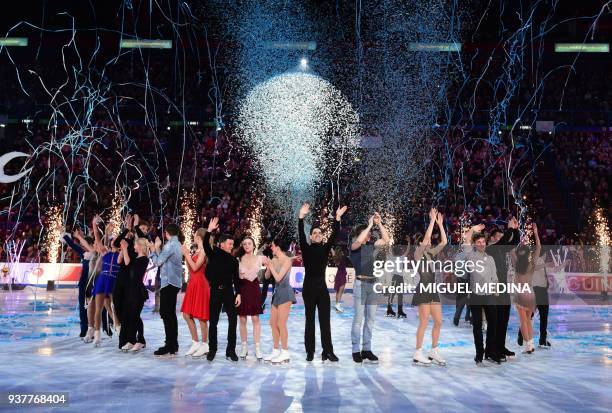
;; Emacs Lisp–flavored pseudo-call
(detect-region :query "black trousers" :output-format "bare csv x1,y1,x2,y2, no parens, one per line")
78,267,88,335
470,296,498,359
209,287,237,354
120,299,145,345
303,287,333,354
387,274,404,308
496,298,511,354
160,285,180,350
518,286,549,343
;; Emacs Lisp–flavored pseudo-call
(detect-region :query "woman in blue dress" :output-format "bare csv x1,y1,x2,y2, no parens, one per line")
91,215,121,347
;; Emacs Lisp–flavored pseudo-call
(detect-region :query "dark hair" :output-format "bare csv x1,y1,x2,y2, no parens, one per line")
218,233,233,244
310,224,321,235
271,236,291,252
351,224,368,241
515,245,532,274
237,236,256,258
165,223,179,236
489,228,502,238
472,232,486,243
413,232,424,245
138,219,150,228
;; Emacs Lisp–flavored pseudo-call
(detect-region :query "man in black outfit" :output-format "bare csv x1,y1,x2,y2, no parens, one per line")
486,218,520,360
203,217,241,362
298,202,347,362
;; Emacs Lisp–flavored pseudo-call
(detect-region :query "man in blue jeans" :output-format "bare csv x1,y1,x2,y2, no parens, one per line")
349,212,390,363
149,223,183,356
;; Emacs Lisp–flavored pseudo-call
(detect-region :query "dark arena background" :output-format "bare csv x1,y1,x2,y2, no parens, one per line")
0,1,610,412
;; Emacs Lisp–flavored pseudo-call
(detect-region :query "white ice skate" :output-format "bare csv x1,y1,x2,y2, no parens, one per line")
185,340,200,356
192,342,209,358
335,302,344,313
240,342,249,359
427,347,446,366
271,349,290,365
264,348,280,363
522,340,534,354
255,343,263,361
93,330,101,347
121,343,134,352
83,327,94,344
130,343,145,353
412,348,432,366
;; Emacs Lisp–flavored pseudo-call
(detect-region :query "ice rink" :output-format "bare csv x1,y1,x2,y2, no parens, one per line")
1,288,610,412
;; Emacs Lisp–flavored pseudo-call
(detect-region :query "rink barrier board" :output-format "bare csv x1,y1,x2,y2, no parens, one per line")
0,263,609,293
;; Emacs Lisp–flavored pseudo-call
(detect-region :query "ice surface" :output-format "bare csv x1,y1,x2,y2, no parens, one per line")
0,288,610,412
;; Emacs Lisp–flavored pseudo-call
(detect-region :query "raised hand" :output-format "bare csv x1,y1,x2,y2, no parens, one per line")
180,244,190,256
119,239,129,249
154,236,162,249
368,214,374,228
436,212,444,226
373,212,382,226
335,205,348,220
207,217,219,232
299,202,311,219
472,223,486,233
133,214,140,227
508,217,519,229
428,208,438,222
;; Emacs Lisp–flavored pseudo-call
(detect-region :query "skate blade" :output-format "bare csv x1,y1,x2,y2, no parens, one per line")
363,360,379,364
538,345,551,350
412,360,432,366
429,360,447,366
271,359,290,365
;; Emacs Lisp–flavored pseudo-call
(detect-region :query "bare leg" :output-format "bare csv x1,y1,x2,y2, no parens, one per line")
252,315,261,344
430,303,443,347
183,313,198,342
239,316,248,343
277,302,291,350
270,305,279,349
336,285,345,304
416,304,431,349
94,294,105,330
198,319,208,342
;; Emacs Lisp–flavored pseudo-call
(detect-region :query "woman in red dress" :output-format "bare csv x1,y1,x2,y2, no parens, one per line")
180,228,210,358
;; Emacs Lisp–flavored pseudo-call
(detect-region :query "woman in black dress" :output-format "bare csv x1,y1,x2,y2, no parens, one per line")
117,238,150,352
412,208,447,365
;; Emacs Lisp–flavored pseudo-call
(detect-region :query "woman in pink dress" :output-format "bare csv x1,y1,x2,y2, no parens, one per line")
180,228,210,358
237,236,269,360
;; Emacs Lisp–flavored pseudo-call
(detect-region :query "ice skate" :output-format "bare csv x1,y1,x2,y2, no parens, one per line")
397,307,407,319
121,343,134,352
130,343,145,353
386,305,396,317
264,348,280,363
427,347,446,366
83,327,94,344
412,348,431,366
185,340,200,356
240,342,249,359
93,330,101,347
538,339,551,349
255,343,263,361
271,349,290,365
192,342,209,358
335,302,344,313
